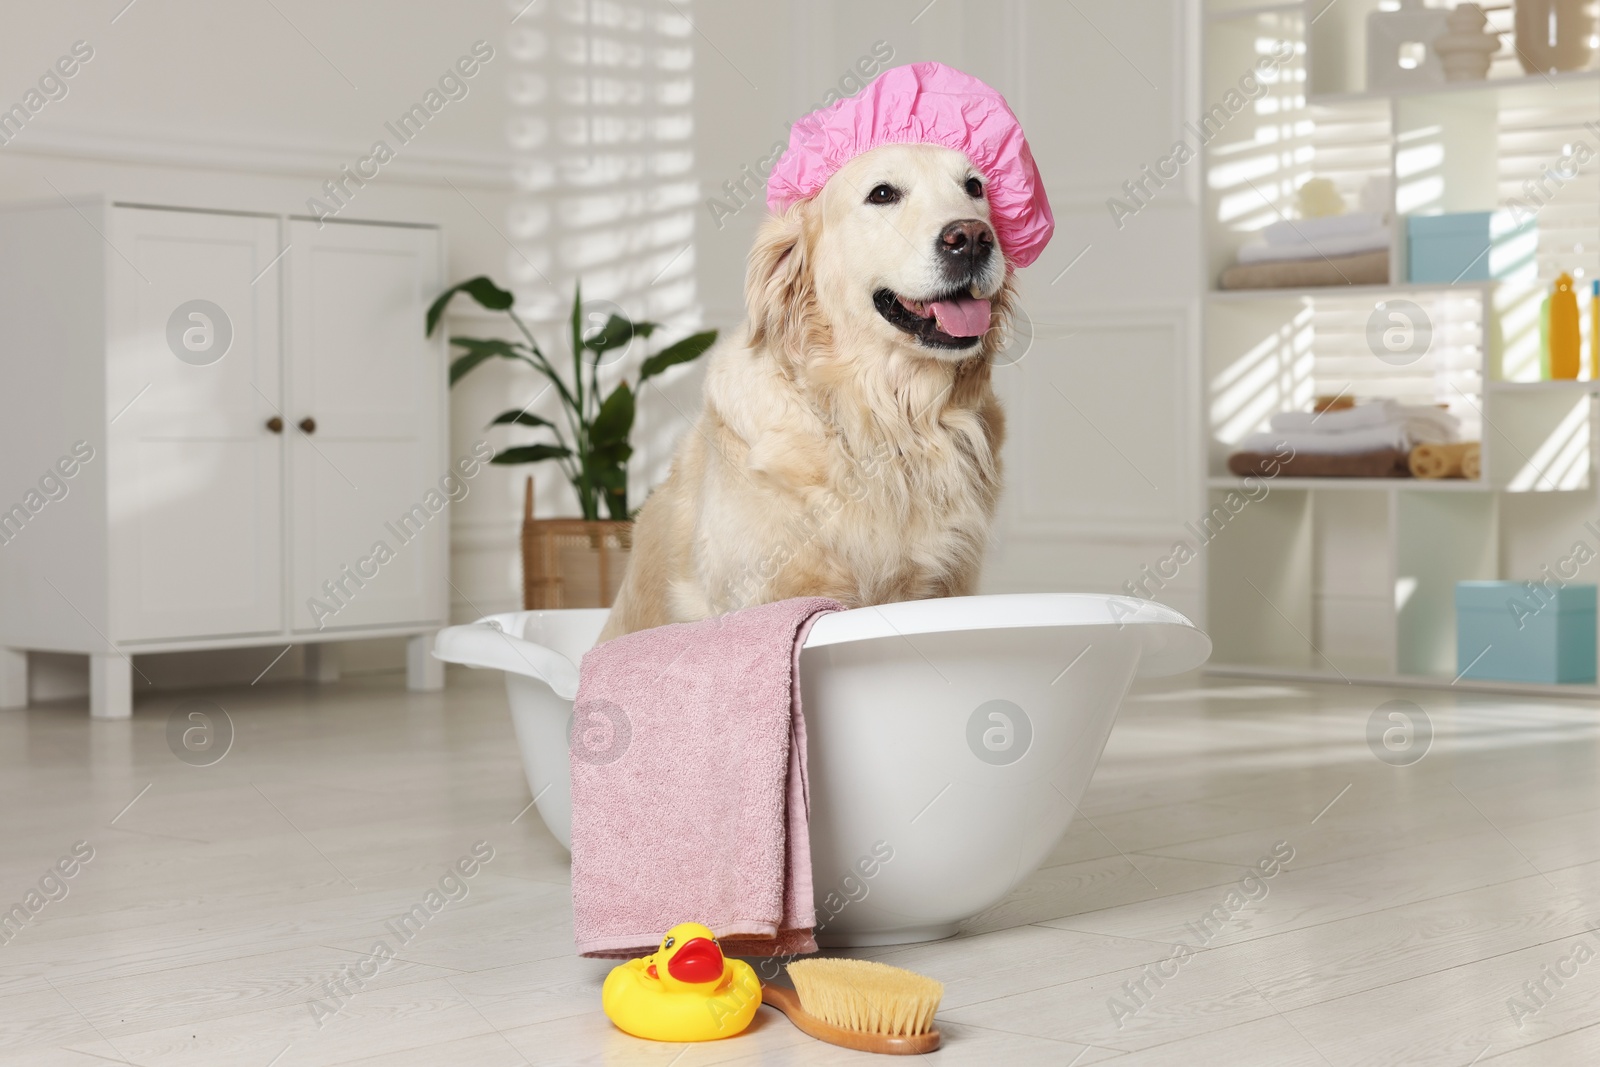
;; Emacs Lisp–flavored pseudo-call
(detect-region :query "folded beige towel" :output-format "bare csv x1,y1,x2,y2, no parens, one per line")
1228,448,1411,479
1237,230,1390,264
1220,249,1389,290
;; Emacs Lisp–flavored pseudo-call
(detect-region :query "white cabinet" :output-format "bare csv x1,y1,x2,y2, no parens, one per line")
0,199,447,717
107,207,286,641
285,219,446,633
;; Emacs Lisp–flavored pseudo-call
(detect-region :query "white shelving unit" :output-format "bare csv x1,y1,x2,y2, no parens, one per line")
1200,1,1600,697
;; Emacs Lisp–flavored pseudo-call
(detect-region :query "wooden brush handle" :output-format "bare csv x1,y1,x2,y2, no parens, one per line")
761,984,941,1055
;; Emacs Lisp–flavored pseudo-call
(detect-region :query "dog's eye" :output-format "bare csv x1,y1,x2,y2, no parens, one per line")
965,177,984,198
866,184,901,205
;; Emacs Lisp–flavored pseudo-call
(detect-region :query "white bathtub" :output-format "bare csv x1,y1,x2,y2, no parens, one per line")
434,594,1210,946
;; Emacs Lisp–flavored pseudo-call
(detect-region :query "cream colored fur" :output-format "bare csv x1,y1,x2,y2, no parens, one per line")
600,144,1013,641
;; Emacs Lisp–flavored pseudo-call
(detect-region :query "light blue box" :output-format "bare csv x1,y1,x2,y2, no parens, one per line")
1407,211,1536,284
1456,581,1597,684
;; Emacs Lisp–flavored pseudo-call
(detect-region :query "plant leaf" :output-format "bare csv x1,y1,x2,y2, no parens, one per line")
449,351,497,386
589,461,630,520
447,338,539,386
639,330,717,383
450,337,532,360
426,276,514,336
570,282,584,383
588,441,634,464
582,317,658,350
590,464,628,490
583,314,636,354
490,444,573,465
590,382,635,449
486,409,556,430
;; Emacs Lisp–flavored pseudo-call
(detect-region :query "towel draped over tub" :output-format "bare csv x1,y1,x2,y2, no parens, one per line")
569,596,843,959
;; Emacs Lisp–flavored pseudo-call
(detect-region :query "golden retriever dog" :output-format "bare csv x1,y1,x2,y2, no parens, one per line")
600,143,1014,641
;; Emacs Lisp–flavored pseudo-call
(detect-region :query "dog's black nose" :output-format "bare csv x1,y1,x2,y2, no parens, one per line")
937,219,994,277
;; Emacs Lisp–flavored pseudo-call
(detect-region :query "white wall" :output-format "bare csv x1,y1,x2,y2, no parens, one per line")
0,0,526,694
689,0,1206,615
1,0,1205,698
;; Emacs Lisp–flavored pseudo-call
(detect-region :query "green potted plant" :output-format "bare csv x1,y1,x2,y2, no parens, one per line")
427,276,716,606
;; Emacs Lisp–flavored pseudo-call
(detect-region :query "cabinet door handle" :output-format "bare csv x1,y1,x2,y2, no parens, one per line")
299,417,316,434
265,416,284,433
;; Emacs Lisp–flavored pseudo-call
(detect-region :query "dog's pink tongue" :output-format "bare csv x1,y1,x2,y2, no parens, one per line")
930,296,991,337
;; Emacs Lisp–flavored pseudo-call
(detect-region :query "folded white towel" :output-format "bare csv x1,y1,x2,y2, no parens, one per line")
1241,425,1411,456
1408,414,1460,443
1264,212,1386,247
1259,402,1460,453
1237,229,1391,264
1270,403,1396,433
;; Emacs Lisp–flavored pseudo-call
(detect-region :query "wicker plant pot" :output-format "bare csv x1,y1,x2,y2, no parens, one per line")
520,477,632,610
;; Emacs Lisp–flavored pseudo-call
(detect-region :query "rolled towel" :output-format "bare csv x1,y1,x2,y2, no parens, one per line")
1264,212,1386,246
1240,424,1410,456
1408,441,1478,479
1236,229,1392,264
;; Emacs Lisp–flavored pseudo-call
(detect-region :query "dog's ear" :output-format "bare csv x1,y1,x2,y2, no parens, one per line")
745,200,815,356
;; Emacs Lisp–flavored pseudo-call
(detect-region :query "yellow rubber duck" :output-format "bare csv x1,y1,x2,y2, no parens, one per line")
601,922,760,1042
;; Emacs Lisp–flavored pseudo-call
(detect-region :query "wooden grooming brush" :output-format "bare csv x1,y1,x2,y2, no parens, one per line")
762,958,943,1055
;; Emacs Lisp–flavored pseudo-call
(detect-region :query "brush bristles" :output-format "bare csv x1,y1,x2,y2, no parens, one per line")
786,958,943,1037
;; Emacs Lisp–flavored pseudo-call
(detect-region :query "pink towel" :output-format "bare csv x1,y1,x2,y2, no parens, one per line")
570,596,842,959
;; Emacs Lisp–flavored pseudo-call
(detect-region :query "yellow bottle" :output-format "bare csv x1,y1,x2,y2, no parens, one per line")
1591,280,1599,380
1549,272,1580,380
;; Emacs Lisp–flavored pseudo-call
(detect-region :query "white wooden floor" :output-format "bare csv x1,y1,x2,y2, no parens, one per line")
2,670,1599,1066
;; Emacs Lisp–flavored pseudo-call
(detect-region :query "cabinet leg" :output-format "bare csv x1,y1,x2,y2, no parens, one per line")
407,633,443,691
89,653,133,720
0,648,26,709
304,643,341,683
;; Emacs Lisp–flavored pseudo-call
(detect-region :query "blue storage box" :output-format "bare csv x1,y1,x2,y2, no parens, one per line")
1456,581,1597,684
1407,211,1536,284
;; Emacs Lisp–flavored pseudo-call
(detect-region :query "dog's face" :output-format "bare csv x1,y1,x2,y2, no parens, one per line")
814,144,1007,356
747,143,1012,364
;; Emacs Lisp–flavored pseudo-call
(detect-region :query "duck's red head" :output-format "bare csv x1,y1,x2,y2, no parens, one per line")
646,923,729,989
665,937,725,984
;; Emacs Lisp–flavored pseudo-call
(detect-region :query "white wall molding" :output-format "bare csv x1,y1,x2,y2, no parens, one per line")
2,124,513,190
1032,0,1197,212
1004,302,1199,545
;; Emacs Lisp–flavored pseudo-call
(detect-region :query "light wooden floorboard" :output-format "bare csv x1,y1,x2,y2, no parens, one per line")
3,670,1599,1064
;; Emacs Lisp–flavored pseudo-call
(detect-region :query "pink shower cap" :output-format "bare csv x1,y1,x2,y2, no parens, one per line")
766,62,1055,268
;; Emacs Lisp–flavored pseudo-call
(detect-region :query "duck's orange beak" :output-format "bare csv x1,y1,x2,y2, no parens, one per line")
665,937,724,984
